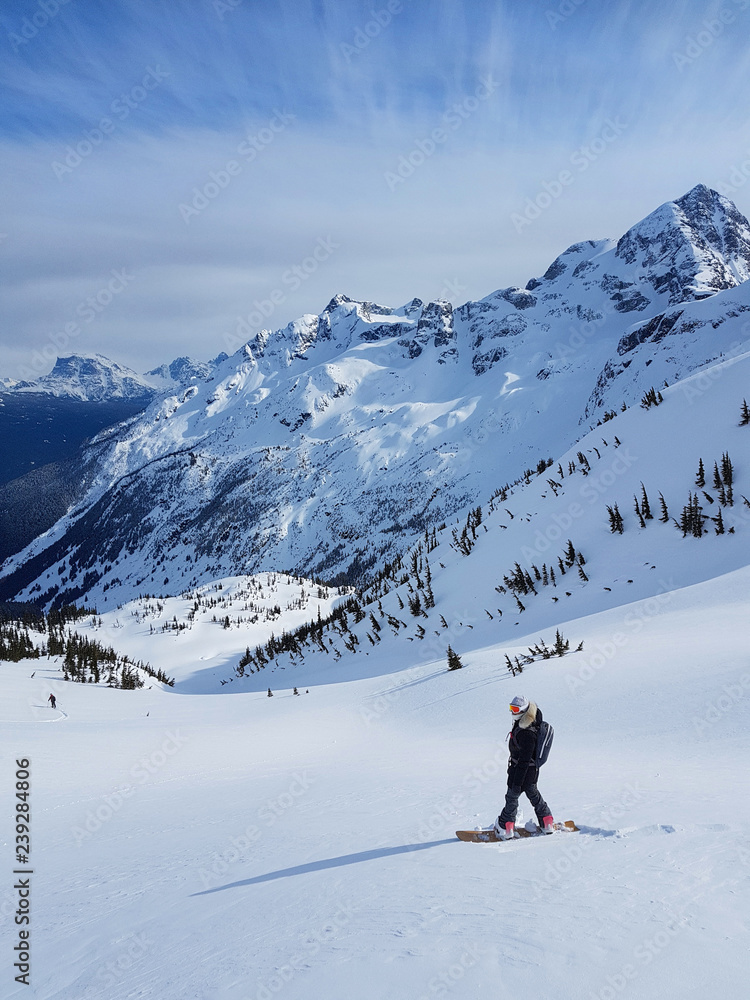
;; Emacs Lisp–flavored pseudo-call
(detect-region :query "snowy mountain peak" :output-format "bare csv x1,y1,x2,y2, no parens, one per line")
16,353,158,401
615,184,750,303
145,354,225,387
3,185,750,611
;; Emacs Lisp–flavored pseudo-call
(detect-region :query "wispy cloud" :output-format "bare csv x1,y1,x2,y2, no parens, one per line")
1,0,750,376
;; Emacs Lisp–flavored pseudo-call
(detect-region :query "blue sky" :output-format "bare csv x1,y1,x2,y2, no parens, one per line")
2,0,750,378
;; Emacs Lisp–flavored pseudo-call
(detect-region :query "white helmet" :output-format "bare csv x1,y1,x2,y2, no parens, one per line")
509,695,529,718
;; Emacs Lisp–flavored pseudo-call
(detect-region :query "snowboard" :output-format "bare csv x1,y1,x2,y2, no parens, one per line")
455,820,578,843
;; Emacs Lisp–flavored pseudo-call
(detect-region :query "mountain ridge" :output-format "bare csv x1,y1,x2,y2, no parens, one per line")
2,184,749,610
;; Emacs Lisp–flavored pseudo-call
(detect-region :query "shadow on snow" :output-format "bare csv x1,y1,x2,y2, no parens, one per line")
191,839,458,895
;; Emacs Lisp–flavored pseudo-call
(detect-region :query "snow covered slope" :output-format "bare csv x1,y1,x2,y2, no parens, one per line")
190,347,749,691
2,185,750,613
2,562,748,999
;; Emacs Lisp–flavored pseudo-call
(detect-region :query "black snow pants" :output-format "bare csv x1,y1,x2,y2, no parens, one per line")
498,765,549,826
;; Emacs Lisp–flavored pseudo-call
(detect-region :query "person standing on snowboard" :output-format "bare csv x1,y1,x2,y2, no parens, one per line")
494,695,553,839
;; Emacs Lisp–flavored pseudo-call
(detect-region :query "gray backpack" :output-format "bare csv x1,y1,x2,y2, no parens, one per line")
535,720,554,766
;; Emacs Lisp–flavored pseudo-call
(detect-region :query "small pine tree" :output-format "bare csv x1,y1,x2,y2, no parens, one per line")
447,645,464,671
554,629,570,656
658,492,669,523
695,459,705,488
633,495,646,529
713,507,725,535
607,503,624,534
740,399,750,426
640,483,653,520
713,461,722,491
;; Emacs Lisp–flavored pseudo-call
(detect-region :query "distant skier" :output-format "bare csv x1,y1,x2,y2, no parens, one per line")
267,688,273,698
494,695,553,840
293,687,300,696
48,693,57,709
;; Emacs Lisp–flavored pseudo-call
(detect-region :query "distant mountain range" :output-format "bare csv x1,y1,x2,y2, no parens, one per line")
2,184,749,610
0,353,226,561
1,351,227,402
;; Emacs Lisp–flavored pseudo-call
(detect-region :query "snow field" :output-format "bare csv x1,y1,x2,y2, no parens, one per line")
2,563,749,999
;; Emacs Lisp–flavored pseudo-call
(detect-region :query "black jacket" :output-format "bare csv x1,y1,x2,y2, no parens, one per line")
507,706,542,788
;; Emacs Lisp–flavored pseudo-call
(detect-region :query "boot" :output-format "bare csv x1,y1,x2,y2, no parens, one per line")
494,818,516,840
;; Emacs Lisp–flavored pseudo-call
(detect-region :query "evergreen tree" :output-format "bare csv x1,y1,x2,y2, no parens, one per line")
554,629,570,656
658,493,669,523
407,591,424,617
564,539,576,568
446,645,464,671
607,503,624,534
740,399,750,426
695,458,705,488
713,462,722,491
640,483,653,520
424,563,435,608
633,495,646,529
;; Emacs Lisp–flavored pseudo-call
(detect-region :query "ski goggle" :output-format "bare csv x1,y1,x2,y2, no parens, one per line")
509,702,526,715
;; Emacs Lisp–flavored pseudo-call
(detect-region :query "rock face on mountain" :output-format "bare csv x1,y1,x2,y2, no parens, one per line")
2,185,749,610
